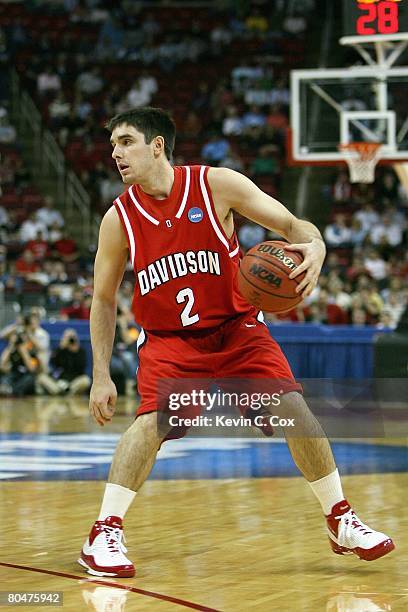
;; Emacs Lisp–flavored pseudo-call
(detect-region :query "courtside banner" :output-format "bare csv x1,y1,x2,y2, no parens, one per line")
155,378,408,439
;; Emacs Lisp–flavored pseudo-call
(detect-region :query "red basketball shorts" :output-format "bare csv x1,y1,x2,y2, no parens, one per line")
136,312,302,440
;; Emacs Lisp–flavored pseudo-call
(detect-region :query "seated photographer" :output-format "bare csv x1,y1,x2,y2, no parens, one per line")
1,311,50,372
37,329,90,395
0,329,40,396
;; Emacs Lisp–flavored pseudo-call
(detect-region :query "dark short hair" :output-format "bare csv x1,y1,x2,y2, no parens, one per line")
106,107,176,161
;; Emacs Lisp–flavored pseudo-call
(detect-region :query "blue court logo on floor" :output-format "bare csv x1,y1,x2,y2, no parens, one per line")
188,207,204,223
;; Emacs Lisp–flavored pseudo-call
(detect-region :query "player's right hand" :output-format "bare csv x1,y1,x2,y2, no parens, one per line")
89,378,117,426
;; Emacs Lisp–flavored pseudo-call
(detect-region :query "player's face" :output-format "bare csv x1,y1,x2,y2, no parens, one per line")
110,124,154,184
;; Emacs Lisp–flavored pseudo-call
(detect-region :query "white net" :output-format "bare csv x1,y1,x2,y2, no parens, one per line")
340,142,382,184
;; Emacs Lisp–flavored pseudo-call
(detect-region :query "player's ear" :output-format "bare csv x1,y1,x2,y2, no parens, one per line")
153,135,165,157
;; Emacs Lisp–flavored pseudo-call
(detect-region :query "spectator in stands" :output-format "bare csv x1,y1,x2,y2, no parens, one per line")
351,307,367,326
41,328,91,395
310,289,348,324
201,134,230,166
383,203,406,227
181,111,202,139
139,71,158,99
381,275,407,303
15,250,40,278
125,78,152,109
25,230,50,261
99,167,124,204
363,248,388,281
270,78,291,107
0,205,9,229
76,65,104,96
369,213,403,248
24,310,51,373
73,92,93,121
242,105,266,131
353,202,380,234
48,92,72,128
244,81,273,107
376,309,396,330
60,287,91,320
332,171,352,205
266,104,289,136
48,220,63,243
37,66,61,95
250,146,279,177
347,254,368,282
232,61,264,92
349,218,367,247
118,281,134,313
238,222,266,251
36,196,64,228
20,211,48,242
382,292,406,328
245,8,269,34
52,231,80,262
222,106,243,136
352,284,384,324
328,278,352,312
283,10,307,36
353,183,375,208
324,214,352,247
221,150,245,173
192,81,211,111
210,23,232,49
141,12,161,38
378,171,399,205
0,328,40,396
0,110,17,144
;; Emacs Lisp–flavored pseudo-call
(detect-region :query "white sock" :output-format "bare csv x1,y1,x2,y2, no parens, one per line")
308,468,345,515
98,483,137,521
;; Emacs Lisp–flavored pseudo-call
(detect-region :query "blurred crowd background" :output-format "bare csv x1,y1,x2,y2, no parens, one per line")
0,0,407,396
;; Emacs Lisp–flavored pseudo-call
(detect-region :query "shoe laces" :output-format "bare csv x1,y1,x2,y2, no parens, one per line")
336,509,373,536
103,525,127,555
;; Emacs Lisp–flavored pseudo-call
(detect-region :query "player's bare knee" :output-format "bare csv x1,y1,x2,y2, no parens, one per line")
133,411,170,444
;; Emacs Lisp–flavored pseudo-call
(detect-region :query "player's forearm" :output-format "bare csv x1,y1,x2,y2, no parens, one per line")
90,296,117,380
287,218,326,252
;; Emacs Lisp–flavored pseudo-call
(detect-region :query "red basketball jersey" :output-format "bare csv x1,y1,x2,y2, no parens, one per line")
114,165,255,331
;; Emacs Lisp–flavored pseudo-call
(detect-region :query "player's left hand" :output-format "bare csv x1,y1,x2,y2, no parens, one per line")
286,238,326,298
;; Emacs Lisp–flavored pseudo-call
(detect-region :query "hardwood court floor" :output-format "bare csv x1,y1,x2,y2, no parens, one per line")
0,398,407,611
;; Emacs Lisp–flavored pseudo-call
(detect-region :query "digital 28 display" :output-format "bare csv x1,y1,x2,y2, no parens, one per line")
344,0,408,37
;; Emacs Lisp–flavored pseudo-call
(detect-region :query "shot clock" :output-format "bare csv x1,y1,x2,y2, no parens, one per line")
344,0,408,37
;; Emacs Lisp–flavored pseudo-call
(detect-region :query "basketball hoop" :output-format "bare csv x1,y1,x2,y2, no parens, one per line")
339,142,382,184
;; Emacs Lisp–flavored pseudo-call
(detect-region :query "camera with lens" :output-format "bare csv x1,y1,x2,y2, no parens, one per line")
14,333,26,346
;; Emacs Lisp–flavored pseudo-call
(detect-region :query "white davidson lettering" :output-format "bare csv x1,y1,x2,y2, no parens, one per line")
174,253,188,277
156,258,170,283
138,250,221,296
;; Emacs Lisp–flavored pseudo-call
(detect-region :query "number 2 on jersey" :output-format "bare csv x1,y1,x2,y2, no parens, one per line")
176,287,200,327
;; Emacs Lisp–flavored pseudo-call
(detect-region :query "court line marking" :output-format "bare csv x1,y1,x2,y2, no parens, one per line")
0,562,220,611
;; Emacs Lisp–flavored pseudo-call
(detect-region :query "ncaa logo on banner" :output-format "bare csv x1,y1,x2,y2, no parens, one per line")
188,207,204,223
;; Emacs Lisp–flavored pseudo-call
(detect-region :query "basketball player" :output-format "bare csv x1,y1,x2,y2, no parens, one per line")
78,108,394,577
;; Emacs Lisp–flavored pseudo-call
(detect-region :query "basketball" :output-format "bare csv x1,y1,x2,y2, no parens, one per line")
238,241,305,313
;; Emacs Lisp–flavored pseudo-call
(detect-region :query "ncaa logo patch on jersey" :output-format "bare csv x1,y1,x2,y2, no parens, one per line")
188,207,204,223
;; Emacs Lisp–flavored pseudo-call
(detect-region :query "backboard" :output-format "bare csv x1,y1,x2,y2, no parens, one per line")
290,66,408,165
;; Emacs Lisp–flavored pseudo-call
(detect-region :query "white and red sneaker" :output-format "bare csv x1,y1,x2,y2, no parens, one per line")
326,500,395,561
78,515,135,577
